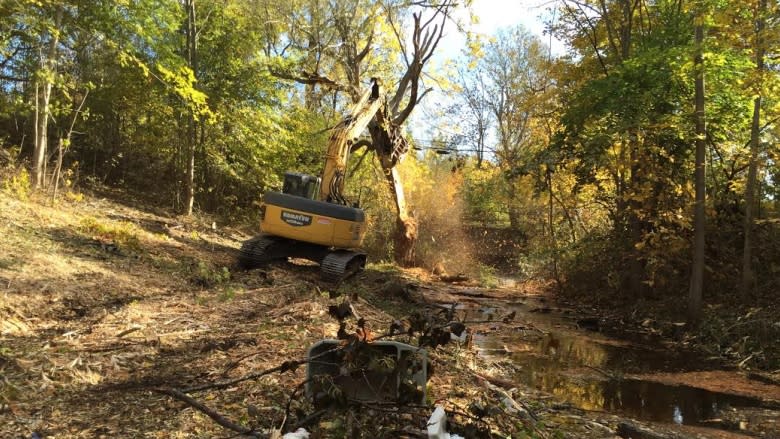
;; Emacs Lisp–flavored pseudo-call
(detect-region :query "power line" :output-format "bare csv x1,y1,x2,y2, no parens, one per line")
410,139,486,154
350,135,486,154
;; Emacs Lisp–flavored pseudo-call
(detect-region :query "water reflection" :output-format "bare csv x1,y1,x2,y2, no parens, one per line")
474,322,766,426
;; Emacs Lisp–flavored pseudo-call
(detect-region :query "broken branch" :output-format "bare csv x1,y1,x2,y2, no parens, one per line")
182,346,340,393
269,68,350,93
157,388,260,437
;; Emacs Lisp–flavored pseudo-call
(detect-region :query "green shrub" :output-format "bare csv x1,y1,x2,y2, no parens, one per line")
79,216,142,251
2,168,30,200
191,261,231,287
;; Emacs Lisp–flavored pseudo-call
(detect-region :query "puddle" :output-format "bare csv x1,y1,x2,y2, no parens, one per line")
461,301,780,431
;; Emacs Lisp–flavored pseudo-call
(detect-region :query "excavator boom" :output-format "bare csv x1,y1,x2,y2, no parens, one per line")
320,81,384,204
239,80,390,282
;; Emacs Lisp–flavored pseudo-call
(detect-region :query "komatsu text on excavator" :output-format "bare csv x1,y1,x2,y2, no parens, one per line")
238,80,386,281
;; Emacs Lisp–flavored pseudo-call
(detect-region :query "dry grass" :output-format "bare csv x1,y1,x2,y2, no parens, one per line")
0,189,695,438
0,193,354,436
0,192,317,437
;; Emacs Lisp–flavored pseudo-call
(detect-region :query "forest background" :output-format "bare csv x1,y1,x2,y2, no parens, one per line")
1,0,779,366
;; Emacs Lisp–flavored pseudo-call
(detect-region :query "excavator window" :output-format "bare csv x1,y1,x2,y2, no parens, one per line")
282,172,320,200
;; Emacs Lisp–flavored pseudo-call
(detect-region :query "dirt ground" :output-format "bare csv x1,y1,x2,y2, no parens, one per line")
0,191,770,438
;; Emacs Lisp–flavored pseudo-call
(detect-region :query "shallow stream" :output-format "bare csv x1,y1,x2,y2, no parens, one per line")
449,289,780,435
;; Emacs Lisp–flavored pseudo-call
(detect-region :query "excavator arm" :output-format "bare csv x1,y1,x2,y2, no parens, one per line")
240,79,400,281
319,79,384,205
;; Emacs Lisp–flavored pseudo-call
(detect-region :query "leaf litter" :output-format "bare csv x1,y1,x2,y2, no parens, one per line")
1,192,760,438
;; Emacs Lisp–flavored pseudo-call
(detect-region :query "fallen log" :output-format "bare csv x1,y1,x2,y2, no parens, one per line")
439,274,469,283
471,370,516,390
616,421,672,439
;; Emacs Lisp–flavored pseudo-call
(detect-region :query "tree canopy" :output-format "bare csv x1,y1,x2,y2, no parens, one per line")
1,0,779,319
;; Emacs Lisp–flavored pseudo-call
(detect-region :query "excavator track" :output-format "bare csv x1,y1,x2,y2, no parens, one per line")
238,235,285,269
320,250,366,283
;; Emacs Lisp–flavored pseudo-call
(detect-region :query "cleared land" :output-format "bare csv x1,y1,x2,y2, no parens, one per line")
0,191,772,438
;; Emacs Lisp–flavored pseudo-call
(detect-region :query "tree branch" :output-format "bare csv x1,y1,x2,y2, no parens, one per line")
0,45,23,71
270,68,350,92
562,0,610,76
390,3,451,125
383,4,410,67
355,28,374,64
0,74,28,82
181,346,340,393
156,388,260,437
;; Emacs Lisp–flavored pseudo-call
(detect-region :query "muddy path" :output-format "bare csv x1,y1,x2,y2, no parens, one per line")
420,281,780,437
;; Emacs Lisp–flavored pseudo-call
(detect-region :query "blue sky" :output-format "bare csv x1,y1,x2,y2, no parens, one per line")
444,0,564,57
408,0,564,150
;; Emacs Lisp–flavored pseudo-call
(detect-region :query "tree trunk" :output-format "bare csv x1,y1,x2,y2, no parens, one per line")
741,97,761,296
53,90,89,201
185,119,196,215
32,8,63,189
369,109,417,266
33,78,53,188
688,21,706,324
628,134,645,297
184,0,198,215
741,0,766,298
507,178,521,230
476,119,485,169
547,168,561,289
384,166,416,266
52,136,65,200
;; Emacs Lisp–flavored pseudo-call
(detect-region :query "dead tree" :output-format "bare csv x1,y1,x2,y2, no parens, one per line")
272,1,453,266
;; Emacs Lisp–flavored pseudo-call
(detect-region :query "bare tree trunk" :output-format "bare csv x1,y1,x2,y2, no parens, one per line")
52,90,88,202
741,0,766,298
52,137,64,199
507,178,521,230
33,70,52,188
689,21,706,324
32,8,63,189
368,105,418,265
477,124,485,168
33,80,39,176
741,97,761,296
628,135,644,297
184,0,198,215
385,167,417,266
185,116,196,215
547,168,561,289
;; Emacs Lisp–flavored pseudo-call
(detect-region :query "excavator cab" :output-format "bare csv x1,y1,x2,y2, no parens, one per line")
282,172,320,200
240,81,386,281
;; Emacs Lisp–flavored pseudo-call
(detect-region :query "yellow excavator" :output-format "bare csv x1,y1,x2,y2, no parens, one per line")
239,80,386,281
